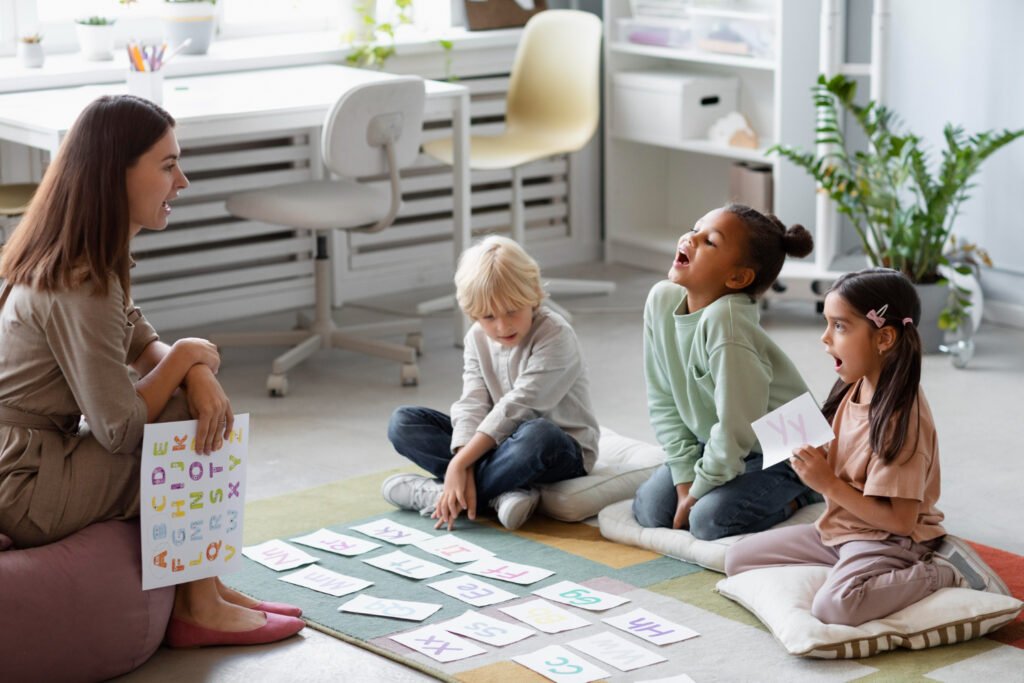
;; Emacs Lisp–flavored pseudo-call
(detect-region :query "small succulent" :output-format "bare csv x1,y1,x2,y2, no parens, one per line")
76,16,117,26
19,33,43,44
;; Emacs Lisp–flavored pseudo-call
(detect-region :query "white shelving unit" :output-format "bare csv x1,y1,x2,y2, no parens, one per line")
603,0,837,292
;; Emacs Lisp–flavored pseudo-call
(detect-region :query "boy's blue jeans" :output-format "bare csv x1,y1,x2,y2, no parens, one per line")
632,448,817,541
387,406,587,506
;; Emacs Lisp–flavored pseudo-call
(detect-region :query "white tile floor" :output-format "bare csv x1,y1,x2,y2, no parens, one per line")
114,263,1024,682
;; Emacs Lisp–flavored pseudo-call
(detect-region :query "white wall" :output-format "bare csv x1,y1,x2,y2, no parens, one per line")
884,0,1024,316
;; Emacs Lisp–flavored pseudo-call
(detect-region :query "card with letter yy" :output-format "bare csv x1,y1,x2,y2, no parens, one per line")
752,392,835,469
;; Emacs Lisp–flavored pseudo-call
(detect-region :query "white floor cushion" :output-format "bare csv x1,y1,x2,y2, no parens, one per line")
716,565,1023,658
598,498,827,572
537,427,665,522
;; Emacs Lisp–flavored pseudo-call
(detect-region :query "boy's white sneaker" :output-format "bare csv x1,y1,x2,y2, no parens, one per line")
490,488,541,531
381,474,444,517
931,535,1011,596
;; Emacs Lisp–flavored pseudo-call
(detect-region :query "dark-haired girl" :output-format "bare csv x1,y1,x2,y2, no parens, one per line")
725,268,1005,626
633,204,818,539
0,95,304,647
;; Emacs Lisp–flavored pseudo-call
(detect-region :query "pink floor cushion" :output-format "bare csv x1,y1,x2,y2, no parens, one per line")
0,520,175,683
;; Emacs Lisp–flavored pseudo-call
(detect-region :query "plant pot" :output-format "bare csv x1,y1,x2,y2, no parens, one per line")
914,281,949,354
162,2,217,56
340,0,377,43
17,42,45,69
76,24,116,61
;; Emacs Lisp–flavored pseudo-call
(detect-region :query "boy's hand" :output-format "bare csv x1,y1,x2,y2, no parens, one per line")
790,445,834,494
433,464,477,531
672,482,695,530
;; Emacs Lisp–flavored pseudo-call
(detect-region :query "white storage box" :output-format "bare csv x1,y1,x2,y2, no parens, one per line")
612,70,738,146
616,17,692,49
690,6,775,60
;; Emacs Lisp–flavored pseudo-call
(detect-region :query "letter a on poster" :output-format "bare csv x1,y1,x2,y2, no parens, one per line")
140,414,249,590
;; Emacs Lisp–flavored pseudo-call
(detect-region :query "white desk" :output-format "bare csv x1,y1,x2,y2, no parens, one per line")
0,64,471,340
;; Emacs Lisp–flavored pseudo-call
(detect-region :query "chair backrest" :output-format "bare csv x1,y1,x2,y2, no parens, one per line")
505,10,602,153
321,76,426,179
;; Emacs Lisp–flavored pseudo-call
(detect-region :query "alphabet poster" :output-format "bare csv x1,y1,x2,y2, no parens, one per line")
140,414,249,590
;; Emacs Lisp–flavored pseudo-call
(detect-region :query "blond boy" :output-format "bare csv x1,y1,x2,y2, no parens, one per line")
383,236,599,530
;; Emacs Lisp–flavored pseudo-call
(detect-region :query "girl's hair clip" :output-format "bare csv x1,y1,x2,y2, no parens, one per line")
902,317,914,326
865,303,889,328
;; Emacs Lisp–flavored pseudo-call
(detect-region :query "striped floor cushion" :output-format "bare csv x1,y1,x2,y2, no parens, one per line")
716,564,1023,658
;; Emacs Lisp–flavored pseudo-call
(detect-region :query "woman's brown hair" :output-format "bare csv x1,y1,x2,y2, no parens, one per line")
0,95,175,296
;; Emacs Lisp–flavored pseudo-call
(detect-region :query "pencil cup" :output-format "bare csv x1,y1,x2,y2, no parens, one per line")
126,70,164,105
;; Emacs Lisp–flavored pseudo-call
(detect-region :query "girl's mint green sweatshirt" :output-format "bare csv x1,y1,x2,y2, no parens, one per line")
644,280,810,499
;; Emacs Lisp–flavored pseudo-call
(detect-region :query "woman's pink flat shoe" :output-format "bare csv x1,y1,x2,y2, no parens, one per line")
164,612,305,648
253,600,303,617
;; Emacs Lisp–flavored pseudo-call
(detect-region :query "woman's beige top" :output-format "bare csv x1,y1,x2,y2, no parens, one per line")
0,277,157,534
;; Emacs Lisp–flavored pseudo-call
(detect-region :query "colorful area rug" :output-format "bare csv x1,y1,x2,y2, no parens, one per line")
226,469,1024,682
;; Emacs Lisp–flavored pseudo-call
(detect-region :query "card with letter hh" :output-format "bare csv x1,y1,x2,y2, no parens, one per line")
362,550,450,579
499,598,591,634
460,556,554,585
140,414,249,590
751,392,835,469
602,608,700,646
513,645,609,683
242,539,319,571
427,576,519,606
414,534,494,564
389,624,486,663
440,609,536,646
278,565,372,597
338,594,442,621
533,580,630,611
349,519,433,546
567,631,667,672
290,528,380,556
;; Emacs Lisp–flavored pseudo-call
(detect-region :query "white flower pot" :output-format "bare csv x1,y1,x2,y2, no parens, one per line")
76,23,116,61
17,42,45,69
340,0,377,43
161,1,217,56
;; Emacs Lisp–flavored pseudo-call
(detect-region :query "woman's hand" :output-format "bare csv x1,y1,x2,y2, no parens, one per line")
790,445,835,494
432,463,477,531
173,337,221,375
673,482,697,530
184,365,233,455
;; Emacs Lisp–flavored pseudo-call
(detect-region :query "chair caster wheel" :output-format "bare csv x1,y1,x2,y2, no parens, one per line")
400,363,419,387
405,333,423,357
267,374,289,397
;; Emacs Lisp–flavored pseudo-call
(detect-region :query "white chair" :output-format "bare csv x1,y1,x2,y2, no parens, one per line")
214,77,426,396
418,10,614,320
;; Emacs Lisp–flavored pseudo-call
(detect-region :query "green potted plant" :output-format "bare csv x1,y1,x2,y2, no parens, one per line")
772,74,1024,351
75,16,117,61
162,0,217,56
17,33,45,69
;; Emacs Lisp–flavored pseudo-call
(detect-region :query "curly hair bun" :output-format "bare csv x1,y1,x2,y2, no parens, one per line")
781,223,814,258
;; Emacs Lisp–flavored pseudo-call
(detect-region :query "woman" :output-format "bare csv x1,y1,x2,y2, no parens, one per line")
0,95,303,647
